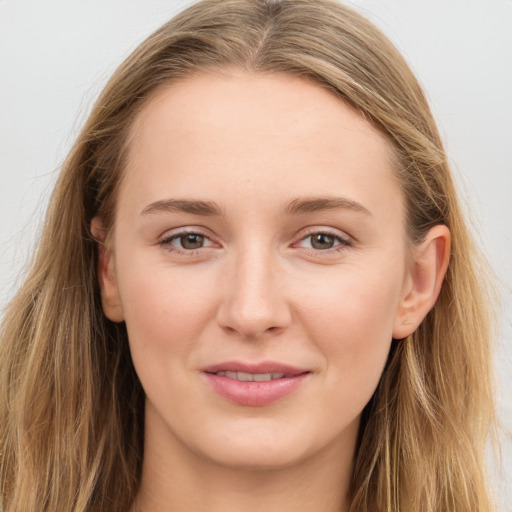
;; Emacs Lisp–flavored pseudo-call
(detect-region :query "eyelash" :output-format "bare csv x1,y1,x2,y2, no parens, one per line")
158,229,216,255
158,228,352,256
294,229,352,255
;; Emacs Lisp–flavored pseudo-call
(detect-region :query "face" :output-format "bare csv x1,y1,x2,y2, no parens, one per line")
98,70,418,470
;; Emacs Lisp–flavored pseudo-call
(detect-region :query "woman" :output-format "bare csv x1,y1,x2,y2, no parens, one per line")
0,1,497,511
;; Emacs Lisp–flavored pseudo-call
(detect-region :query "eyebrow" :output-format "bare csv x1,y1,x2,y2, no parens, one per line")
283,196,372,217
140,195,371,218
141,199,222,217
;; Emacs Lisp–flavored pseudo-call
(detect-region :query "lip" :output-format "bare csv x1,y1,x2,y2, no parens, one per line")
201,360,308,376
201,360,310,407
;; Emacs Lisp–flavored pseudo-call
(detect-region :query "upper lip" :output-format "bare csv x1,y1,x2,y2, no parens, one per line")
201,360,309,376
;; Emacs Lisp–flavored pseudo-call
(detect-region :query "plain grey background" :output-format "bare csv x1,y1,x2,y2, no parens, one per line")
1,0,511,508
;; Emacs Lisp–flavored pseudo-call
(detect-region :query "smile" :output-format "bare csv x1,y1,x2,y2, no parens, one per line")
212,371,287,381
202,361,310,407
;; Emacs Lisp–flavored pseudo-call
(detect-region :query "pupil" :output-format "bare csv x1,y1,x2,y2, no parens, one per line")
181,234,204,250
311,233,334,250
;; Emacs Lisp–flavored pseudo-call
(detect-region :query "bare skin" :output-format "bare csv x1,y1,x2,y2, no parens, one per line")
93,69,450,512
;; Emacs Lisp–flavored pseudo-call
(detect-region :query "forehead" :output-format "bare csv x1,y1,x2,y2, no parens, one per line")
129,68,394,160
122,69,402,224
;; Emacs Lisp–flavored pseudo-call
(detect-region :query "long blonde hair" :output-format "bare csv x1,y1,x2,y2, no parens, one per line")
0,1,496,510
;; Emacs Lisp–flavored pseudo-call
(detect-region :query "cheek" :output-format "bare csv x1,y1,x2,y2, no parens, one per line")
295,262,403,393
116,260,218,363
115,262,224,416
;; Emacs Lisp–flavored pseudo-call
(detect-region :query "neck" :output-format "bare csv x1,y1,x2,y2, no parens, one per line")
130,405,357,512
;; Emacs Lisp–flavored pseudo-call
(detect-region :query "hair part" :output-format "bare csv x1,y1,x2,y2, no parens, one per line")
0,1,496,511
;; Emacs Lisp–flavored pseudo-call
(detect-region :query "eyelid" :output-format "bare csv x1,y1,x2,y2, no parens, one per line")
158,225,215,241
292,226,353,252
297,226,352,242
156,225,352,256
157,226,221,253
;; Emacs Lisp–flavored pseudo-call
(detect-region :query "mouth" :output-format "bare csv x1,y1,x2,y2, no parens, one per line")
209,371,291,382
201,361,310,406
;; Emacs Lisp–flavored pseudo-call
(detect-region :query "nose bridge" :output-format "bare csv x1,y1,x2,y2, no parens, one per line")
217,240,290,338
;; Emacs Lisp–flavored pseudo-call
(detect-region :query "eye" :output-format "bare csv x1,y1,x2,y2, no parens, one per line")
309,233,338,250
175,233,206,250
158,230,217,253
295,230,351,252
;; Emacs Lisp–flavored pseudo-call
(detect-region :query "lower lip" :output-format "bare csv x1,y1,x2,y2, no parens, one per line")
203,373,309,406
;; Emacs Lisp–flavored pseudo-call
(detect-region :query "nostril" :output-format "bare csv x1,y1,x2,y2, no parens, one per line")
216,286,292,338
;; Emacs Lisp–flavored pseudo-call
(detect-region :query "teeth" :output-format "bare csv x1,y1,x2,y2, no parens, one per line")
253,373,271,382
215,371,287,381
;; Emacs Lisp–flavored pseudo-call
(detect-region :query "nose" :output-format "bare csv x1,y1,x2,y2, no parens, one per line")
216,246,292,339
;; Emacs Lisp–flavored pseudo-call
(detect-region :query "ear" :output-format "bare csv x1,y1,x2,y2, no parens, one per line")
393,225,450,339
90,217,124,323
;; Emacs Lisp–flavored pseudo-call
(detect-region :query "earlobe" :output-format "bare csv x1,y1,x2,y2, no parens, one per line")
393,225,450,339
90,217,124,323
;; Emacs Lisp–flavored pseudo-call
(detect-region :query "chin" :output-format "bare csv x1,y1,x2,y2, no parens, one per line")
198,439,310,471
185,416,345,472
